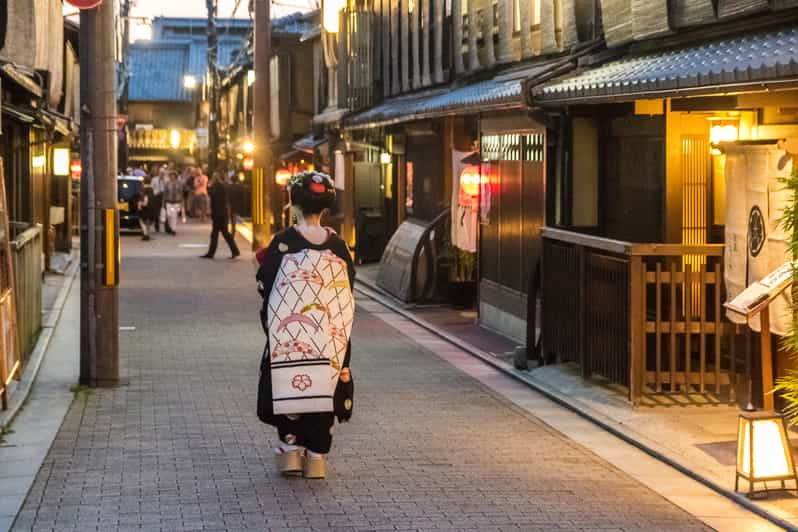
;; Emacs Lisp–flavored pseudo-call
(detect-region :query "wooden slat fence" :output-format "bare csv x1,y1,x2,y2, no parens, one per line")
543,228,730,405
10,223,42,363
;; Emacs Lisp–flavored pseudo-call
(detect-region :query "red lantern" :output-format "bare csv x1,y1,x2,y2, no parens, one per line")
70,160,82,181
275,168,292,187
242,157,254,171
459,165,483,197
66,0,104,9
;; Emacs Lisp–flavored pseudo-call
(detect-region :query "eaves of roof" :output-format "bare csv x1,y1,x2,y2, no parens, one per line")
535,25,798,105
343,60,561,130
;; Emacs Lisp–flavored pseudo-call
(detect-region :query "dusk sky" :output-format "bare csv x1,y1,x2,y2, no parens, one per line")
127,0,317,19
64,0,317,40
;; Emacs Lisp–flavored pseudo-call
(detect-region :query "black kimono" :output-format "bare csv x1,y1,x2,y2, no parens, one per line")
255,226,355,453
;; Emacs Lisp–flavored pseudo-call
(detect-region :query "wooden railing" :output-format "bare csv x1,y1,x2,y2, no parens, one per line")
542,228,728,405
10,223,42,362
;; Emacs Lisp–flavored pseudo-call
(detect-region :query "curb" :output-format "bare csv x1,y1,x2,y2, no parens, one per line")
0,255,79,432
355,278,796,532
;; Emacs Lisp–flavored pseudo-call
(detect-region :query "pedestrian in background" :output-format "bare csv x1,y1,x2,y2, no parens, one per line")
139,176,157,241
201,172,240,259
163,171,182,235
255,171,355,480
193,169,210,223
150,168,165,233
225,170,241,236
181,166,194,222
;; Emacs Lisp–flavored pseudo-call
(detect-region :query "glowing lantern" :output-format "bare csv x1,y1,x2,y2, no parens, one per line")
170,129,181,149
275,168,292,187
243,140,254,154
70,160,82,180
709,119,739,155
736,412,798,497
323,0,346,33
243,157,254,171
53,148,70,176
459,165,484,197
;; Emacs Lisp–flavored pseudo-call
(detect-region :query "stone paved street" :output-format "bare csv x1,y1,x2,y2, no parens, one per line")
12,224,713,531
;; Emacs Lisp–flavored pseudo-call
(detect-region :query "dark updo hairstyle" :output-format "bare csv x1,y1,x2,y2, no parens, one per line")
288,171,336,216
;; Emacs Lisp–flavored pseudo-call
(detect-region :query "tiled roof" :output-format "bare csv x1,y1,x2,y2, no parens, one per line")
292,133,326,153
272,11,319,36
130,13,314,101
129,38,245,101
345,62,556,129
128,43,190,101
536,25,798,104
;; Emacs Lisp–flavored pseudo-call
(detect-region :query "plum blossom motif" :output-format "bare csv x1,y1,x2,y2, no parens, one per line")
291,374,313,392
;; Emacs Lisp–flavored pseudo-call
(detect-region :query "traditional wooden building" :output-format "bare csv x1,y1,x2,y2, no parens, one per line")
531,6,798,404
314,0,601,341
0,0,80,405
217,11,319,219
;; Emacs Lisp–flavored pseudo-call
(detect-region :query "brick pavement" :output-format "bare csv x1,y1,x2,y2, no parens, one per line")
12,224,712,531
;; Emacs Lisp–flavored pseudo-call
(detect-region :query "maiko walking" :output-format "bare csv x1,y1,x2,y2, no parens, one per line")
255,171,355,479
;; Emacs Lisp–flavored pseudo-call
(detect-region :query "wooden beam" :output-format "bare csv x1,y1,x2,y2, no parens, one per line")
383,0,391,98
467,0,479,71
391,0,400,95
433,0,444,82
411,0,421,89
518,0,533,59
401,0,410,92
421,0,432,86
496,0,513,63
481,3,496,68
761,306,775,411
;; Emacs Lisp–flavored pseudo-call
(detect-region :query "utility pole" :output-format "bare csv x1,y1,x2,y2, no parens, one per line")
118,0,131,171
252,0,274,249
79,1,119,387
207,0,220,173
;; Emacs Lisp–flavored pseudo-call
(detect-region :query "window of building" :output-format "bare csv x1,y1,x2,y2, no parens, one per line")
571,117,599,227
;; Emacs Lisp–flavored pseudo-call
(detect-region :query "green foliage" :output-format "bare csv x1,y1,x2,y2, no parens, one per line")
454,247,476,282
773,163,798,422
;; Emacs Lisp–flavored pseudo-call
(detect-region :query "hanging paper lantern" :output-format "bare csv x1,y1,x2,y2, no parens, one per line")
459,165,483,197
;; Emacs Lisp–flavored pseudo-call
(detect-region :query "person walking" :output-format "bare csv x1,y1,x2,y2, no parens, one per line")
138,176,157,241
163,171,183,235
225,170,241,235
150,168,165,233
181,166,195,222
201,173,240,259
255,171,355,480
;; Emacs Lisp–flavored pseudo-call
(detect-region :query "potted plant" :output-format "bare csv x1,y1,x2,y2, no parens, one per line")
448,245,477,309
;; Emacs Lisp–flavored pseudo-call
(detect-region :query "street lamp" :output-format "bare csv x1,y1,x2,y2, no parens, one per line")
243,140,254,154
183,75,198,89
323,0,346,32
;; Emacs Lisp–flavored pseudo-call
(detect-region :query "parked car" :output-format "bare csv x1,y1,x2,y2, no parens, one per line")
117,176,144,232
